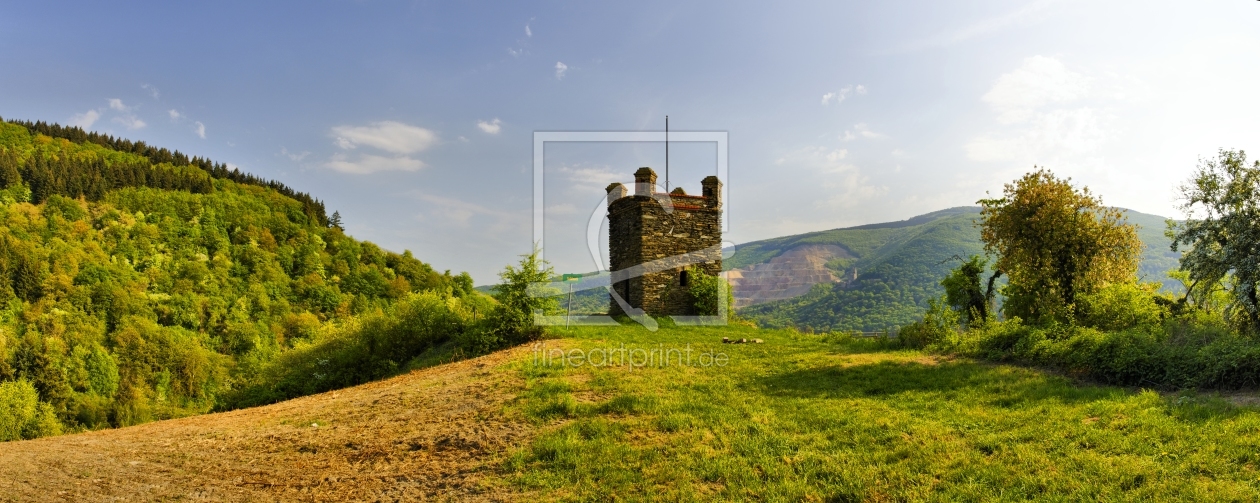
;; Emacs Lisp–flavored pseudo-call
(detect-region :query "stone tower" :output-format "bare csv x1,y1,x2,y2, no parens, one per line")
605,167,722,316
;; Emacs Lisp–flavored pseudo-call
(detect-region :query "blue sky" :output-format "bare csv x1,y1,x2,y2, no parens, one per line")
2,1,1258,283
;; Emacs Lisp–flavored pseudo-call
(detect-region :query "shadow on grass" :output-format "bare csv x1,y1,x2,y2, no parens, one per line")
758,359,1127,407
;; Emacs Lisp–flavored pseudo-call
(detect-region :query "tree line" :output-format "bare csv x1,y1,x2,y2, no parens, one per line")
2,117,328,227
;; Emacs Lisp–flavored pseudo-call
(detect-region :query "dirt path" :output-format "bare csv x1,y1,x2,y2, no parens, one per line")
0,347,534,502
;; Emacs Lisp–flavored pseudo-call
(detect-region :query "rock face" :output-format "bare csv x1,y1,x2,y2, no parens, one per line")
727,244,852,307
606,168,722,316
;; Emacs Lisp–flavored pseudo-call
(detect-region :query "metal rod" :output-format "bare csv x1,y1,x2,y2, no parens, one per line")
665,115,669,193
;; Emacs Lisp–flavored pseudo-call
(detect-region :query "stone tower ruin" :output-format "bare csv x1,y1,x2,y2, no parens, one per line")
605,167,722,317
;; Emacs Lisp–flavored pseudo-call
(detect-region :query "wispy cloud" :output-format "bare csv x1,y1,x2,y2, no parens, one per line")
555,164,625,194
325,121,437,174
840,123,885,141
69,109,100,129
555,61,568,80
982,55,1089,123
280,147,310,162
141,83,159,100
895,0,1056,52
168,109,181,120
326,152,426,175
331,121,438,154
477,118,502,134
194,121,206,139
965,56,1110,166
113,115,146,130
525,22,532,37
108,98,129,111
409,191,524,231
820,85,867,106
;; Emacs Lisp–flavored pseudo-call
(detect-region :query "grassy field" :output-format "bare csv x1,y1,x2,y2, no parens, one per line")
503,323,1260,501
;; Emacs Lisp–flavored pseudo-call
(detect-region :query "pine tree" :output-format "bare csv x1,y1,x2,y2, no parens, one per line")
0,148,20,188
329,211,343,229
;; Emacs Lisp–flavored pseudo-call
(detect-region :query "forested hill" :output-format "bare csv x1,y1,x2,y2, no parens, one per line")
0,118,473,437
733,207,1178,332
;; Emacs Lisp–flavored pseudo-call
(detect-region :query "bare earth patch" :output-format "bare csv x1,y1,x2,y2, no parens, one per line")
0,347,535,502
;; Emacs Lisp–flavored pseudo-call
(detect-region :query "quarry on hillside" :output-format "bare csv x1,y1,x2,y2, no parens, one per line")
727,244,853,307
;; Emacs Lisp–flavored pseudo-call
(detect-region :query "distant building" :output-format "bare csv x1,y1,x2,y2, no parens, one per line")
605,167,722,316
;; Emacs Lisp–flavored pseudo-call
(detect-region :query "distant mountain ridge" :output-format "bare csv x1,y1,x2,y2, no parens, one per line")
730,207,1180,332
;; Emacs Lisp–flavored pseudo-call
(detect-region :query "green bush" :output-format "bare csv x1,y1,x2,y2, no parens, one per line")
688,266,732,317
937,317,1260,390
899,297,959,349
0,378,62,441
224,291,470,408
1076,282,1169,332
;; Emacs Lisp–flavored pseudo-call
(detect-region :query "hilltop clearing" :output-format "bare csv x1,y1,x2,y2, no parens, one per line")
6,324,1258,501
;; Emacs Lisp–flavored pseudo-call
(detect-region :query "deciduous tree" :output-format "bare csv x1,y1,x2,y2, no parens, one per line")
979,168,1141,323
1168,149,1260,334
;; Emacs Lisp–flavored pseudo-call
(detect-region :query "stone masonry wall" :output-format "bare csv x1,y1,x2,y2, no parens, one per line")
607,169,722,317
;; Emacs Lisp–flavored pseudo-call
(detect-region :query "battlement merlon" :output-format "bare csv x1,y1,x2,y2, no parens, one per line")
610,168,722,210
605,182,628,206
701,175,722,209
633,167,657,196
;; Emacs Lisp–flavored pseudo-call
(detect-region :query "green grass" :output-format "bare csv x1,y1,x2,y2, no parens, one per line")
501,324,1260,501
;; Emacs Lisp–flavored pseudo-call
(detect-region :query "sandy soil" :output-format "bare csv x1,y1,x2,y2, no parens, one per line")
0,347,534,502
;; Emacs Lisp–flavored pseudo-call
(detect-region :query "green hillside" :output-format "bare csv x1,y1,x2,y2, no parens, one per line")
0,118,475,437
733,207,1178,332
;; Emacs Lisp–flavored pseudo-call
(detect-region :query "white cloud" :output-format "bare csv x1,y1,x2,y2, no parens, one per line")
477,118,502,134
68,110,100,129
966,56,1111,166
194,121,206,139
330,121,437,154
108,98,129,111
983,55,1090,124
820,85,865,106
556,164,624,194
141,84,159,99
841,123,885,141
509,47,523,57
409,191,522,230
325,152,426,175
555,61,568,80
896,0,1055,52
281,147,310,162
774,145,887,208
168,109,181,120
966,107,1107,162
525,23,532,37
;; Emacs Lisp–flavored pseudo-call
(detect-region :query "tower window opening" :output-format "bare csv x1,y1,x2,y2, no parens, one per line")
679,270,689,287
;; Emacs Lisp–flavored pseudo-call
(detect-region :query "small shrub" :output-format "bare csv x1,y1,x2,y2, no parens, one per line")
899,297,959,349
0,378,62,441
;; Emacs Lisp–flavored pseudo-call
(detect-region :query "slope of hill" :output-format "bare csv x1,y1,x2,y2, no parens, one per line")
0,119,475,439
3,325,1257,501
731,207,1179,331
0,347,531,501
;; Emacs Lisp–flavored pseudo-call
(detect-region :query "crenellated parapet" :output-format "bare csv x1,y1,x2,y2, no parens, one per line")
606,167,722,316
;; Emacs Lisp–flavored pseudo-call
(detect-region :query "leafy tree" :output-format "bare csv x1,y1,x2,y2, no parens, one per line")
688,266,732,316
484,246,557,349
941,255,999,326
979,169,1141,324
1168,149,1260,333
